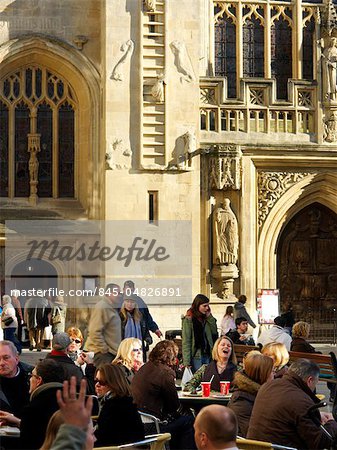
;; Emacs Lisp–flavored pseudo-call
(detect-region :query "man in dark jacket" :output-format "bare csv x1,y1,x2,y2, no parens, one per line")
0,340,33,417
0,358,65,449
247,359,337,449
226,318,255,345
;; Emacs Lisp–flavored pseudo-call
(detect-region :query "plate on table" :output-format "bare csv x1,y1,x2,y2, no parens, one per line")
211,393,232,399
184,392,202,397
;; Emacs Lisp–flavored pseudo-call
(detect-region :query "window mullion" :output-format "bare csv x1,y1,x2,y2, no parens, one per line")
53,105,58,198
8,105,15,198
265,4,271,79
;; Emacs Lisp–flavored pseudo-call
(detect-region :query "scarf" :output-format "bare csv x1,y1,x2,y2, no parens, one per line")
124,312,142,340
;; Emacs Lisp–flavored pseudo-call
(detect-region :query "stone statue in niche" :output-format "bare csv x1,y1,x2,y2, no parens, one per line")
170,40,195,83
151,73,165,102
110,40,134,82
324,110,337,142
323,36,337,100
106,139,132,170
29,151,39,183
144,0,156,11
213,199,239,265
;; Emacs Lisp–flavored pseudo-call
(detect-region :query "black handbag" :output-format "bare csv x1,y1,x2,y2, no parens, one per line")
3,316,14,326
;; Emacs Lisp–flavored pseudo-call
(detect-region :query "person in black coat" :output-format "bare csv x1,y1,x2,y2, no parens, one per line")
46,332,84,385
94,364,144,447
0,359,65,449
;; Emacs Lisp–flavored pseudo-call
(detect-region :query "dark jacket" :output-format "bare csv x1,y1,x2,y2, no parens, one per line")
131,360,180,420
0,361,33,417
228,371,261,437
46,351,84,384
233,301,256,328
20,382,63,449
247,371,337,449
226,329,255,346
94,395,144,447
290,337,319,353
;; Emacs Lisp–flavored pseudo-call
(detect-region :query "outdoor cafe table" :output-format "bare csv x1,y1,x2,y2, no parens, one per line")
178,391,231,411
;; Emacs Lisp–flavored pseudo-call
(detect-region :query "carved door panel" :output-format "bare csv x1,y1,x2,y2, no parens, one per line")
277,203,337,342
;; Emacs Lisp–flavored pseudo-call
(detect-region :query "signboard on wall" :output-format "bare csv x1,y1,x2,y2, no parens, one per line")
257,289,280,324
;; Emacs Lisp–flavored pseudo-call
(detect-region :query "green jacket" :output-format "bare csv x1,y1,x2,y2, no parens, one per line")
181,314,218,366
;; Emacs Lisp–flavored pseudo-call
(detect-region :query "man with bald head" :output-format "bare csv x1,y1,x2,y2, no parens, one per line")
194,405,239,450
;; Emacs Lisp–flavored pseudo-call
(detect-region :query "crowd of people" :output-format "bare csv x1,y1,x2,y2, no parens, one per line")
0,287,337,450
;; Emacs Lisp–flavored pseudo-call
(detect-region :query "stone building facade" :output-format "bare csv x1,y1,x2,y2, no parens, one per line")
0,0,336,340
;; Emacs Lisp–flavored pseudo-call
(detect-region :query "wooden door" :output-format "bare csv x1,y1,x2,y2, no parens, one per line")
277,203,337,342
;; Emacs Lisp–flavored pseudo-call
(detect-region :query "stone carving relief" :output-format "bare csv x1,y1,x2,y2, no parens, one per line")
208,145,241,190
324,110,337,142
28,132,41,205
106,139,132,170
151,73,166,102
323,36,337,101
73,35,88,50
213,199,239,266
144,0,156,11
176,130,196,169
170,40,195,83
258,172,311,228
110,40,134,82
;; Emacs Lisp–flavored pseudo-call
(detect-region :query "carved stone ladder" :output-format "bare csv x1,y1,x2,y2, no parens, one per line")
140,0,167,168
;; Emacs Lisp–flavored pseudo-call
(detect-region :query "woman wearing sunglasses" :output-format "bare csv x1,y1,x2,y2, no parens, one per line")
94,364,144,447
112,338,144,383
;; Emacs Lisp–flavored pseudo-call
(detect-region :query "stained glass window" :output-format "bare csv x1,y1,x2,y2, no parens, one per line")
271,16,292,99
243,13,264,78
0,67,75,199
303,17,315,80
0,101,9,197
215,7,237,98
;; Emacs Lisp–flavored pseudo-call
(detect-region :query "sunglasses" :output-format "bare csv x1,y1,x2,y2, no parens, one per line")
94,379,107,386
71,339,82,344
132,348,142,352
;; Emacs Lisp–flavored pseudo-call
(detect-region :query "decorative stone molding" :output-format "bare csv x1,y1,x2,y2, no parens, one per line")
207,145,241,190
110,40,134,82
170,40,195,83
144,0,156,11
28,133,41,205
73,35,88,50
324,109,337,142
106,139,132,170
258,172,310,228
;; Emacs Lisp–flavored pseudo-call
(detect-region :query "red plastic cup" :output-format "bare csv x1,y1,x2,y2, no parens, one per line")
201,382,211,397
220,381,230,395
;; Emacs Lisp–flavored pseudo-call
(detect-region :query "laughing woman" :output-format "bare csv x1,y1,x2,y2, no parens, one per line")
183,336,237,393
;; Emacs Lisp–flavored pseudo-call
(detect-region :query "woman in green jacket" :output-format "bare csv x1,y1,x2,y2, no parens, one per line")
182,294,218,372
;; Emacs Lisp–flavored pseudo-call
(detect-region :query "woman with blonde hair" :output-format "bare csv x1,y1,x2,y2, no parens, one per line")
40,410,96,450
261,342,289,378
228,351,274,437
112,337,144,382
184,336,237,392
291,321,318,353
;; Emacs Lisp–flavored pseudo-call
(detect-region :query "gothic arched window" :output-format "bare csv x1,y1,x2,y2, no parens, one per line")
243,12,264,78
271,14,293,99
0,67,75,199
215,7,237,98
303,17,315,80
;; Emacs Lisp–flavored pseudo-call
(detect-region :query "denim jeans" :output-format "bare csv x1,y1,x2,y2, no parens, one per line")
4,327,22,354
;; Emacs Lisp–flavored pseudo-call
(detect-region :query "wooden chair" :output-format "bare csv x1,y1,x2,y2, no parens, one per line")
288,351,337,384
95,433,171,450
233,344,260,365
237,438,296,450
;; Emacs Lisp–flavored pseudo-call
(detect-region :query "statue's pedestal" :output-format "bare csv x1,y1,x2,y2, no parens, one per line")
211,264,239,300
